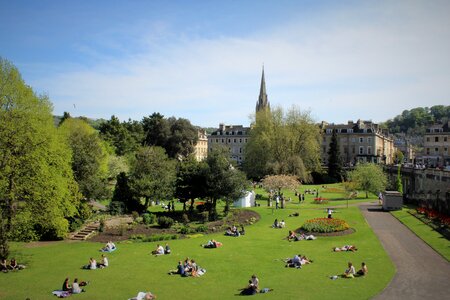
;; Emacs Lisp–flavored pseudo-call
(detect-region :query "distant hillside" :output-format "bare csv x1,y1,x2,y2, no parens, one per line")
381,105,450,135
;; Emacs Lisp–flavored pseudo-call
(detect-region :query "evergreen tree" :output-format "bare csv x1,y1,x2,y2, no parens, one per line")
327,129,343,182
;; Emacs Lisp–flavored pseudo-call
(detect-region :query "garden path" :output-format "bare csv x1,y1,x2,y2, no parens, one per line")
360,203,450,300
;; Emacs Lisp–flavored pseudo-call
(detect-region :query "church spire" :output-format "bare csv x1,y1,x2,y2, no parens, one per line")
256,65,270,113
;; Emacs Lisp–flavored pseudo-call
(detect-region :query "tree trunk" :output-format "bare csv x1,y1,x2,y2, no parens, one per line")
365,191,368,198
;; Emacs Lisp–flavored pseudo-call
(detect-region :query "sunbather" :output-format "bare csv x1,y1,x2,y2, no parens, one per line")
129,291,157,300
333,245,357,252
202,239,223,248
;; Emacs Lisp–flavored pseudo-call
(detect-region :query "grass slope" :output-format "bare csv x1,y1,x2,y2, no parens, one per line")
391,208,450,261
0,186,394,300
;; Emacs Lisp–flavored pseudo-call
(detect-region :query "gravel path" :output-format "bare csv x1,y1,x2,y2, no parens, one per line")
360,204,450,300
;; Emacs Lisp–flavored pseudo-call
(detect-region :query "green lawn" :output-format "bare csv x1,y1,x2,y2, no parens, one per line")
0,185,394,300
391,207,450,261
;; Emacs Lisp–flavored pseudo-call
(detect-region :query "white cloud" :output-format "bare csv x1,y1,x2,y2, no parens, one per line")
31,0,450,127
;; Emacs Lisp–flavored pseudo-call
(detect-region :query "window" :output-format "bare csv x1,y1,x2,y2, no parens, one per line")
326,129,332,134
352,146,355,154
435,137,439,142
359,146,364,154
426,148,430,155
228,139,231,143
348,129,353,133
351,137,356,143
239,148,242,153
359,137,364,143
245,139,248,143
234,139,236,143
239,139,242,143
426,137,430,142
216,138,218,143
367,146,372,155
435,148,439,153
367,137,372,143
221,139,224,143
444,137,448,142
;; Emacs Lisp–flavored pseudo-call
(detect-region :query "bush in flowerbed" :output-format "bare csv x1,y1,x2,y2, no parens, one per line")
416,207,450,227
313,197,329,204
157,216,174,228
301,218,350,233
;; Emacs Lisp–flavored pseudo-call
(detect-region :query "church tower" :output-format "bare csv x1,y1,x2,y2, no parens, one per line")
255,66,270,113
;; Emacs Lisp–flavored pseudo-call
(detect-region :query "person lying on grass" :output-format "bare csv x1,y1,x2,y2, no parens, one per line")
333,245,358,252
128,291,157,300
285,254,313,268
343,262,356,278
287,231,316,242
201,239,223,248
152,244,165,255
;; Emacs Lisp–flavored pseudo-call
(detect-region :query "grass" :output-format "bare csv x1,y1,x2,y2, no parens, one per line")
391,207,450,262
0,184,394,300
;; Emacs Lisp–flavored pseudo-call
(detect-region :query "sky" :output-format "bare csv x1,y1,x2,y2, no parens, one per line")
1,0,449,127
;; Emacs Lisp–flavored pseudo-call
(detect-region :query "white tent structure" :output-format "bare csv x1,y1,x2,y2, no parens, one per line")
233,191,256,208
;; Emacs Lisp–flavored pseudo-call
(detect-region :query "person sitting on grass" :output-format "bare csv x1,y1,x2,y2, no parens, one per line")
101,240,116,252
279,220,286,228
164,243,171,254
152,244,165,255
356,262,368,276
1,259,8,273
62,277,71,292
97,254,108,268
225,226,240,237
72,278,85,294
83,257,97,270
202,239,223,248
272,219,279,228
168,261,187,276
343,262,356,278
239,274,259,295
333,245,357,252
287,230,299,242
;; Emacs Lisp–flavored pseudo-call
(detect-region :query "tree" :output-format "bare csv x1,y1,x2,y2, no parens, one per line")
261,175,300,195
244,106,321,181
142,113,170,148
327,129,343,182
175,155,207,211
111,172,142,213
204,147,248,219
166,117,198,159
0,58,81,256
129,146,176,211
99,115,142,156
347,163,387,198
59,118,110,200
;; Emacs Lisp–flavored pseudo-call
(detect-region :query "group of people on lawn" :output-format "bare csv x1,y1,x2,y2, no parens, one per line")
151,243,171,255
83,253,109,270
272,219,285,228
225,225,245,236
168,257,205,277
1,258,25,273
62,277,89,294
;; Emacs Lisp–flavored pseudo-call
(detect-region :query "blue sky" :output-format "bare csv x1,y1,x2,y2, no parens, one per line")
1,0,449,127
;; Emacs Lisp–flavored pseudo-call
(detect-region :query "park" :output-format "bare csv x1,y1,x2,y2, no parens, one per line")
1,183,435,300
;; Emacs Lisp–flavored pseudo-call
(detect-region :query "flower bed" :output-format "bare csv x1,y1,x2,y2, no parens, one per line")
415,207,450,227
300,218,350,233
313,197,329,204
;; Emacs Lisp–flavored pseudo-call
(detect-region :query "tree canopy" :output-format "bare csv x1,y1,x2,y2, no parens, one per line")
327,129,343,182
347,163,387,198
244,106,321,181
0,58,81,256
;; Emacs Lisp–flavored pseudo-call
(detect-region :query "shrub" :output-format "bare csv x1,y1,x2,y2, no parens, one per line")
157,216,174,228
196,225,208,233
130,234,146,240
109,201,125,215
200,211,209,223
142,234,179,242
131,211,139,221
179,226,194,234
142,213,156,225
118,223,127,236
99,218,106,232
301,218,350,233
182,213,190,224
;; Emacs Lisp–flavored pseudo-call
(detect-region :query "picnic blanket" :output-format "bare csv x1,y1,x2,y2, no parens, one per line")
100,247,117,253
52,290,71,298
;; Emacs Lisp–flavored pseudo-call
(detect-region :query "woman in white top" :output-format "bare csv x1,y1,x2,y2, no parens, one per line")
343,262,356,278
72,278,83,294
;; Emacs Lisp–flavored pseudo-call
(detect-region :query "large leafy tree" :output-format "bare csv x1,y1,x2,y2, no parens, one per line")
347,163,387,198
129,146,176,211
0,58,81,256
204,147,248,219
59,118,110,200
327,129,343,182
175,155,207,211
99,115,142,156
261,175,300,195
244,106,321,181
142,113,170,148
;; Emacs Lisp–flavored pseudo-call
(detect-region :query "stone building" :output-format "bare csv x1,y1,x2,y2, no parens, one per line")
417,121,450,167
321,120,395,166
208,124,250,164
193,128,208,161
